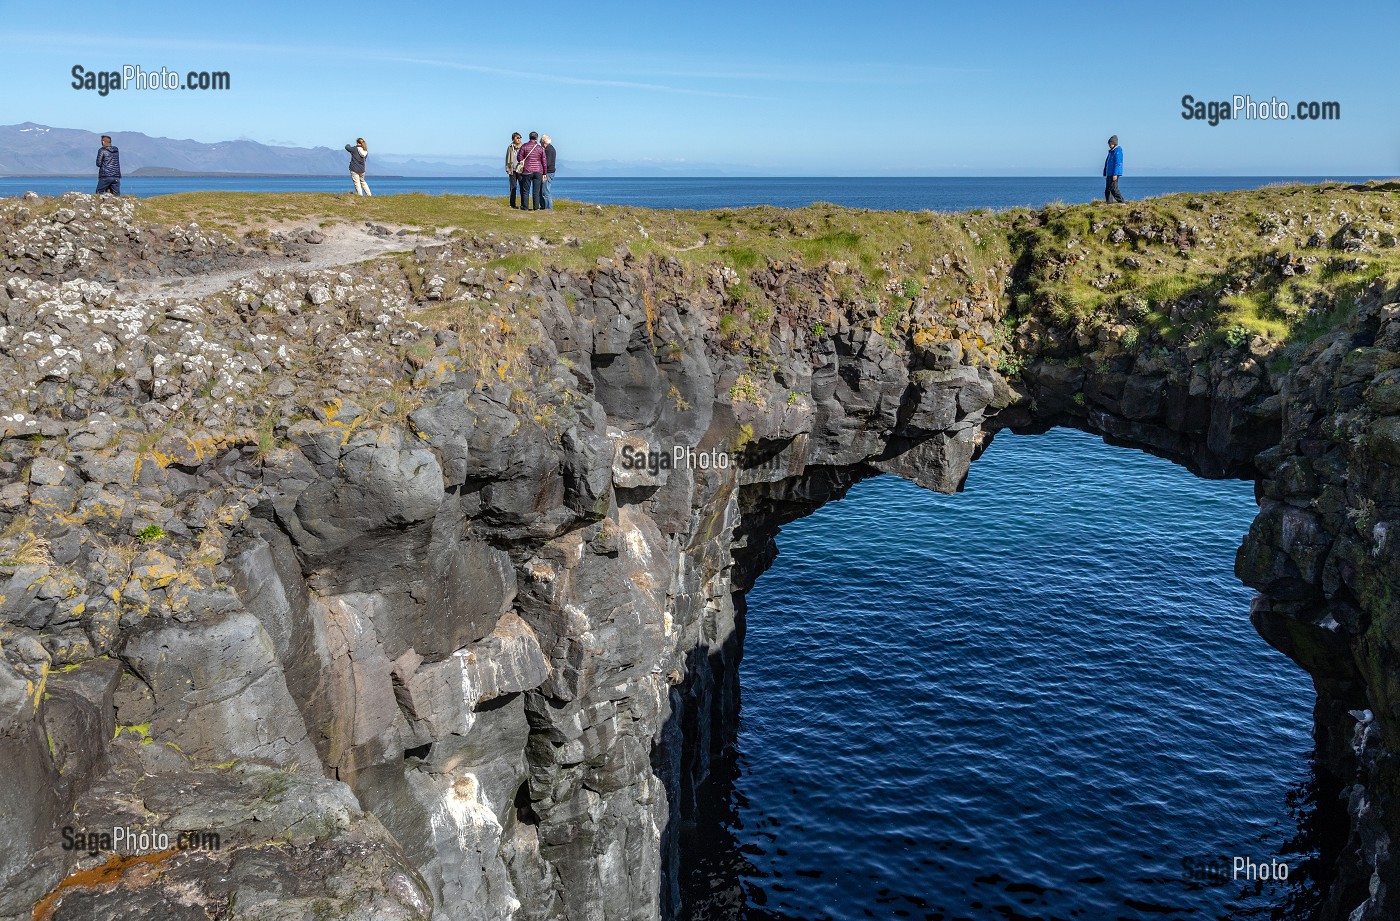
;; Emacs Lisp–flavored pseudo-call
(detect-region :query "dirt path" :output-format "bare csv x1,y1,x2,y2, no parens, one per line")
131,222,439,300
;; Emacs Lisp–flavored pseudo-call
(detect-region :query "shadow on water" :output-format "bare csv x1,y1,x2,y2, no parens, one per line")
1220,761,1350,921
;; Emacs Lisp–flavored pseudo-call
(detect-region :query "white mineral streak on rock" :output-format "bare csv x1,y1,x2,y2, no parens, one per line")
454,646,482,738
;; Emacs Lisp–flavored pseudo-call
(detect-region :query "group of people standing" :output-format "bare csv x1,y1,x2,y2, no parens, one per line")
507,132,556,210
93,129,1115,207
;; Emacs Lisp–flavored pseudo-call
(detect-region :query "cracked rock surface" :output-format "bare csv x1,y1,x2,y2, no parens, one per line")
0,187,1398,920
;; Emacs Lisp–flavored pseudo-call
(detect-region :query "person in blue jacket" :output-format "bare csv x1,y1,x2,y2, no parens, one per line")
95,135,121,196
1103,136,1124,203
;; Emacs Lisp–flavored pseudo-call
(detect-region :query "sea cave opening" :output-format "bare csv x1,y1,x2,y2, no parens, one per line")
678,427,1344,921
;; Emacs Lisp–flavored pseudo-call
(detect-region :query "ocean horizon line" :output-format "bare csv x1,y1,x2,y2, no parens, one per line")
0,173,1391,181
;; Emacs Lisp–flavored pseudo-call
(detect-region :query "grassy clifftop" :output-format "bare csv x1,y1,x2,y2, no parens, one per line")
133,181,1400,361
1010,181,1400,364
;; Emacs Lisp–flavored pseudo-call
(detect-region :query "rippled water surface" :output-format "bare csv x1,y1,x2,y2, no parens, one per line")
683,428,1328,921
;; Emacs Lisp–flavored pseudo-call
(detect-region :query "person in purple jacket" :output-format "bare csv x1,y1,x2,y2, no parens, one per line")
516,132,548,211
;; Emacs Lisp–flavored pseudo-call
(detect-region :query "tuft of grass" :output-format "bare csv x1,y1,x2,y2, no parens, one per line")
402,335,436,369
795,229,863,264
252,411,280,462
717,246,763,273
486,253,542,275
1141,274,1199,306
1,533,54,568
0,514,32,541
1218,295,1291,342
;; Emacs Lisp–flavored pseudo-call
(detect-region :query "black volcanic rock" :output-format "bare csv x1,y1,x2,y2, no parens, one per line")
0,188,1397,921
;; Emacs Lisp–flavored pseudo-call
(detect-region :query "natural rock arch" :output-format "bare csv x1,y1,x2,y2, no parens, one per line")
1,189,1396,921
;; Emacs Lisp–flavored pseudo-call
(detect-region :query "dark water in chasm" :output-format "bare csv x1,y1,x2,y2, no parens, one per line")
682,427,1334,921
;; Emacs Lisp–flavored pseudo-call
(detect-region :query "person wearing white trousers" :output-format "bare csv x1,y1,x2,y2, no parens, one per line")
346,139,371,196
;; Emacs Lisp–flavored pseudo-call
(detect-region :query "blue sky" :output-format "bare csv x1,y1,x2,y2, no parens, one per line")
3,0,1397,175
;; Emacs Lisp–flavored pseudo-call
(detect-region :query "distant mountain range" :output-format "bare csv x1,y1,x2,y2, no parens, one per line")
0,123,735,177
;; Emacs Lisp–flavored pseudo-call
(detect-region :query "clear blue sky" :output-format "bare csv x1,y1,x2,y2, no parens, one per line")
3,0,1397,175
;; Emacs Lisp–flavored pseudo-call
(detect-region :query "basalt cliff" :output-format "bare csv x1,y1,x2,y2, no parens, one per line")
1,184,1398,920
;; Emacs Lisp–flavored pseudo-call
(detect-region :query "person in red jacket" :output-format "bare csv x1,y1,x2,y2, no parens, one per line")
516,132,548,211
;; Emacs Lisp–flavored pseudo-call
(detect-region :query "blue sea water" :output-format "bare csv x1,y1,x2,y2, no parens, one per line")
682,428,1323,921
0,174,1385,212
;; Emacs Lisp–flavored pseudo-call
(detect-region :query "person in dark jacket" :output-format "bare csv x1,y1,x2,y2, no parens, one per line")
345,138,371,196
95,135,121,195
540,135,557,210
1103,136,1124,203
516,132,547,211
506,133,524,208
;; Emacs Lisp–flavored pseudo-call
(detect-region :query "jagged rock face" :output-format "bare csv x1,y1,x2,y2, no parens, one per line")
0,194,247,285
0,193,1397,921
0,216,1010,921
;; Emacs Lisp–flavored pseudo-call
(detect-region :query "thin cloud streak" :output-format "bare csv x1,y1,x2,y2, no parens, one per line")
381,55,772,100
611,64,990,83
9,31,772,100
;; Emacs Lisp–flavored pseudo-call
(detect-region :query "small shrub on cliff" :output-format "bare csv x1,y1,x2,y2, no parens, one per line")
718,313,746,351
667,385,691,412
879,299,909,340
997,354,1026,379
729,374,764,406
